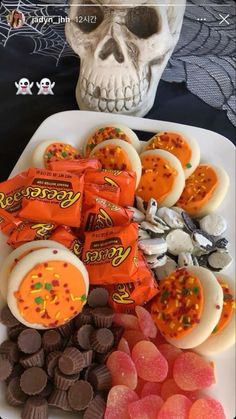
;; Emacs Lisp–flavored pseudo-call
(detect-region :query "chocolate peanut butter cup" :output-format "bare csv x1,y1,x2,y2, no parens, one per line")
68,380,93,411
57,321,74,339
87,288,109,308
38,380,54,399
0,355,12,381
74,324,94,350
42,330,62,352
87,364,112,392
54,367,79,391
5,363,24,385
6,377,28,406
48,388,72,411
92,307,114,328
18,329,42,354
82,349,93,368
58,347,85,375
90,328,114,353
0,339,20,363
83,363,98,381
20,348,45,368
8,324,26,341
74,307,93,328
21,396,48,419
20,367,47,395
84,395,106,419
46,351,61,378
0,305,19,328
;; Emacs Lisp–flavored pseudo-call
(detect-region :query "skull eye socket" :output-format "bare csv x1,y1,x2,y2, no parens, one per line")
125,7,160,39
76,1,104,33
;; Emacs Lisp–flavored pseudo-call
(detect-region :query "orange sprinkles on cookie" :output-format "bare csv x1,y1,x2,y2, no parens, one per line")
137,153,177,203
145,132,192,170
14,260,87,328
176,165,218,214
92,145,132,171
211,280,235,336
85,126,131,157
44,142,80,169
151,268,204,339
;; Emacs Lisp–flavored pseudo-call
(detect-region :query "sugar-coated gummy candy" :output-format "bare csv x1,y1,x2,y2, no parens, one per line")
189,398,226,419
135,377,146,396
132,340,168,382
105,385,139,419
158,343,182,378
141,382,161,398
106,350,138,390
173,352,215,391
123,330,149,350
117,337,131,355
157,394,192,419
113,313,140,330
135,305,157,338
161,378,198,402
128,395,164,419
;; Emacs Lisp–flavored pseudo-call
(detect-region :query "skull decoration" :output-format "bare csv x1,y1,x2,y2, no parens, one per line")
66,0,186,116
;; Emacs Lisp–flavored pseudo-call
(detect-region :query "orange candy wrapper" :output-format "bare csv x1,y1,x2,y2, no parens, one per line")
84,182,120,204
106,251,159,313
82,192,132,232
7,221,56,248
48,157,102,174
85,169,136,207
82,223,139,285
19,168,84,227
50,225,83,257
0,171,28,232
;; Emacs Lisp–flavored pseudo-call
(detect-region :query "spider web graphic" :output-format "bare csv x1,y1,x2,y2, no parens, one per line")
0,0,77,66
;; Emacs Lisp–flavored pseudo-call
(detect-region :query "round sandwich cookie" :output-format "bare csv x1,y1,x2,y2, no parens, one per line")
90,139,142,188
195,275,235,355
0,240,66,301
32,140,81,169
143,131,200,178
151,266,224,349
7,248,89,329
176,164,229,217
84,124,140,157
137,149,185,207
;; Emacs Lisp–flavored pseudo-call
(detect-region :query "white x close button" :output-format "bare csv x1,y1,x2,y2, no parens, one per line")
219,14,230,25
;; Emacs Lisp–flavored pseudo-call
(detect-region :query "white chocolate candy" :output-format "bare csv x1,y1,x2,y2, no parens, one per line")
166,230,194,256
199,213,227,237
138,238,167,256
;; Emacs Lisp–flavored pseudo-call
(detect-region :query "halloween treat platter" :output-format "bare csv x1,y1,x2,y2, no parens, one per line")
0,110,235,419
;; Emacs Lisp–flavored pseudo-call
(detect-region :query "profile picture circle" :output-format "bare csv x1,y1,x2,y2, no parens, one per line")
7,10,25,29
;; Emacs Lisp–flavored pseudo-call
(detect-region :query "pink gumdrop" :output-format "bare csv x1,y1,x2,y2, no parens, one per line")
117,337,131,355
135,305,157,338
132,340,168,382
105,385,139,419
106,350,138,390
161,378,198,402
141,382,161,398
113,313,140,330
158,394,192,419
128,395,164,419
123,330,149,351
135,377,146,396
189,398,226,419
173,352,216,391
158,343,182,378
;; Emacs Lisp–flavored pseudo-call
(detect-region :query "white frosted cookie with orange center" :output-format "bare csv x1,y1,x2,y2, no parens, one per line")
137,149,185,207
32,140,80,169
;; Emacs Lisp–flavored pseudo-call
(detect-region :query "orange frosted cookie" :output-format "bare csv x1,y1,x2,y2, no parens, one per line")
90,139,142,187
143,131,200,178
32,140,81,169
176,164,229,217
84,124,140,157
7,248,89,329
137,149,185,207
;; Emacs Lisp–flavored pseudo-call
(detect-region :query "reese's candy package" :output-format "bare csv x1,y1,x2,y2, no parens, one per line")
48,157,102,174
7,221,56,248
82,223,139,285
85,169,136,207
50,225,83,257
106,252,159,313
82,193,133,232
0,171,27,232
84,182,120,204
19,168,84,227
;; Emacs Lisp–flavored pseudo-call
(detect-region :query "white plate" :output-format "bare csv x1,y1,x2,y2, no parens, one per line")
0,110,235,419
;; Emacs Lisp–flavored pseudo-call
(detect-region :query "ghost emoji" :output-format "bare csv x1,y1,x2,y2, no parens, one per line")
37,78,55,95
15,78,33,95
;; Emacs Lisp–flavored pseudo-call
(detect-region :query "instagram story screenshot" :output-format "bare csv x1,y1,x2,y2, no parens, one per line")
0,1,235,419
